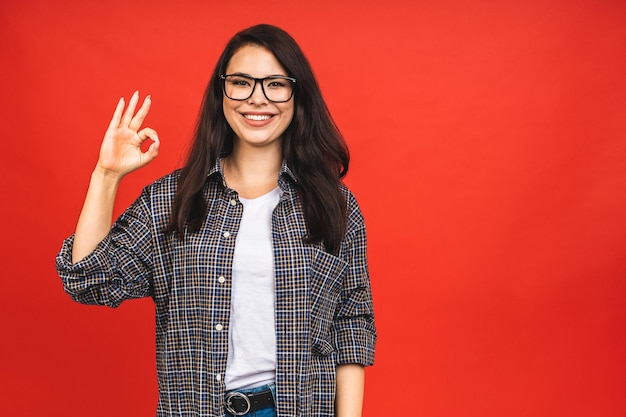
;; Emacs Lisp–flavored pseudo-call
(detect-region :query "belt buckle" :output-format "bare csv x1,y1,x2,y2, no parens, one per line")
225,391,251,416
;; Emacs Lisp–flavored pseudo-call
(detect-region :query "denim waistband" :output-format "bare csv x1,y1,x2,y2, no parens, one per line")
226,382,275,395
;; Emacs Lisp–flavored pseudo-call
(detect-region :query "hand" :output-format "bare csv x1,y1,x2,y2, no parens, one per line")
96,91,160,179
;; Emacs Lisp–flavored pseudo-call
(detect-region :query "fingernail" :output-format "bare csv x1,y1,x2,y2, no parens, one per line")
146,95,151,100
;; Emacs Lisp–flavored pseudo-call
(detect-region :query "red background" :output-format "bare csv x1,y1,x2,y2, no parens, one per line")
1,0,625,416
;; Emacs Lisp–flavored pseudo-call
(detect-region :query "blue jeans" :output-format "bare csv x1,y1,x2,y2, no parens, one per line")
225,383,276,417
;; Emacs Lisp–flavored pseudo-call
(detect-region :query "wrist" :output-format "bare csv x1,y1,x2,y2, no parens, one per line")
92,165,125,184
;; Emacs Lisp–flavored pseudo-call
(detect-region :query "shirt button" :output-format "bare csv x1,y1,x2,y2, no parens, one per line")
218,276,226,284
216,374,222,381
223,231,231,238
230,199,237,206
215,324,223,331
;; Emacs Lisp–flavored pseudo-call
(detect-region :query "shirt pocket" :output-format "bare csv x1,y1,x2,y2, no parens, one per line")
309,248,348,356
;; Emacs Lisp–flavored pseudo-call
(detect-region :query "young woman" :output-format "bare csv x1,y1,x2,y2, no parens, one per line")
57,24,376,417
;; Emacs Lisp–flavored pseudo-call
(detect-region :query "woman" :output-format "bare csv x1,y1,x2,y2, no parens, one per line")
57,24,376,417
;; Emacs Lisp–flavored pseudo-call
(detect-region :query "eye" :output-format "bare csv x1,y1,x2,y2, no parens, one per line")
265,78,291,89
267,81,286,88
228,76,252,87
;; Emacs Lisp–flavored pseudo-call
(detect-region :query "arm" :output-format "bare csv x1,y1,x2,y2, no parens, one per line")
336,364,365,417
72,91,159,263
332,193,377,416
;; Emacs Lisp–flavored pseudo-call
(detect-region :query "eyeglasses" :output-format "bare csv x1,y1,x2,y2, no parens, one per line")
220,74,296,103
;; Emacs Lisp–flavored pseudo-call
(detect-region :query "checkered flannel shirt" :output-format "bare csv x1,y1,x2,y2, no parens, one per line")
56,160,376,417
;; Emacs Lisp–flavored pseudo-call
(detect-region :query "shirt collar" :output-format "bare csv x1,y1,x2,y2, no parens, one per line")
206,158,298,188
279,160,298,184
207,158,227,188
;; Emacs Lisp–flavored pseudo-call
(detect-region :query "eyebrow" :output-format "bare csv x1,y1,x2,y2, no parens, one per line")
228,72,288,78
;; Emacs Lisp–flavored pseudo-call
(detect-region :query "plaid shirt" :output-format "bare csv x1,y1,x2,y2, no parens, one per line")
56,161,376,417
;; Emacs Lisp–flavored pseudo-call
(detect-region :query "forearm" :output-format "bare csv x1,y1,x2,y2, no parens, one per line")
336,364,365,417
72,168,122,263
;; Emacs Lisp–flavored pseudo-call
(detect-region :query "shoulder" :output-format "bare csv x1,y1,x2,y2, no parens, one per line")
125,170,182,219
339,183,366,237
340,183,364,220
140,169,182,199
337,183,369,261
147,169,182,190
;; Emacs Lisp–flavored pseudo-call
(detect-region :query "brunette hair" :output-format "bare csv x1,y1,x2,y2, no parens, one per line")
168,24,349,254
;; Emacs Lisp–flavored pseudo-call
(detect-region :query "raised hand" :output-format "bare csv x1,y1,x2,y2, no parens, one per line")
71,91,160,263
96,91,160,179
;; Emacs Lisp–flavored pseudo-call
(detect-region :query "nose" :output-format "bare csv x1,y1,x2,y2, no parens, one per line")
248,80,268,104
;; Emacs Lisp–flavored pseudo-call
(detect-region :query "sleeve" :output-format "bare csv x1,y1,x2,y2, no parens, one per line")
55,188,154,308
332,192,377,366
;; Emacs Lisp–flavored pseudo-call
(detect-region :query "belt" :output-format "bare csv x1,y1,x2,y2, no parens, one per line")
225,388,275,416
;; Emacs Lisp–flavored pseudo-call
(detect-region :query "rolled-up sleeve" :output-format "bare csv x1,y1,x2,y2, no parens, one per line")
332,193,377,366
55,189,154,308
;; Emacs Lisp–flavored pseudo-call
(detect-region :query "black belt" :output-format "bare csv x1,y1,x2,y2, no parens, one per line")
225,388,275,416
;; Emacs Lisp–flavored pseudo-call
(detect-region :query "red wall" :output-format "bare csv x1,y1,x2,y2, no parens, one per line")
1,0,625,416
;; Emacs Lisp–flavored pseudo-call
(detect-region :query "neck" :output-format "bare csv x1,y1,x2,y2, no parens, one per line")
223,142,282,199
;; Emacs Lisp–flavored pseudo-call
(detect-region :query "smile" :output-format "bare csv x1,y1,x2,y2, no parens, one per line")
244,114,273,121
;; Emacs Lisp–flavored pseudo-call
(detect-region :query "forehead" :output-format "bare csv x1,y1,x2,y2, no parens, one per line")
226,44,287,77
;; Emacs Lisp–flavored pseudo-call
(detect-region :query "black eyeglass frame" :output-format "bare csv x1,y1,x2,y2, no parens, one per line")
220,74,297,103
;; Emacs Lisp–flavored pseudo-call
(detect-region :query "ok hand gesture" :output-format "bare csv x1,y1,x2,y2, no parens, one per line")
96,91,160,179
72,91,161,262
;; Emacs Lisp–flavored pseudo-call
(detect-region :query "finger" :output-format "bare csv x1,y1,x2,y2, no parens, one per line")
107,97,125,130
135,127,159,146
120,91,140,127
129,95,152,131
137,129,160,167
143,136,160,162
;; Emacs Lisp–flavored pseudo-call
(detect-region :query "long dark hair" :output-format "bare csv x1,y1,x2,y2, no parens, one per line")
168,24,349,254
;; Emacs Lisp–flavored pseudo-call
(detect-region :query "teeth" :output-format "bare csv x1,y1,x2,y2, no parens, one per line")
244,114,272,121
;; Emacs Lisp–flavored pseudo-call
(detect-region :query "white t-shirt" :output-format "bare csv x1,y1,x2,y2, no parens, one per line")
225,187,281,390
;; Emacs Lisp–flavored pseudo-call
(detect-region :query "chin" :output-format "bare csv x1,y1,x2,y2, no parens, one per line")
236,133,281,147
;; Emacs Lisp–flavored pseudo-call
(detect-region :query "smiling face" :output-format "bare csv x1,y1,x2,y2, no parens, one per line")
222,44,295,151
